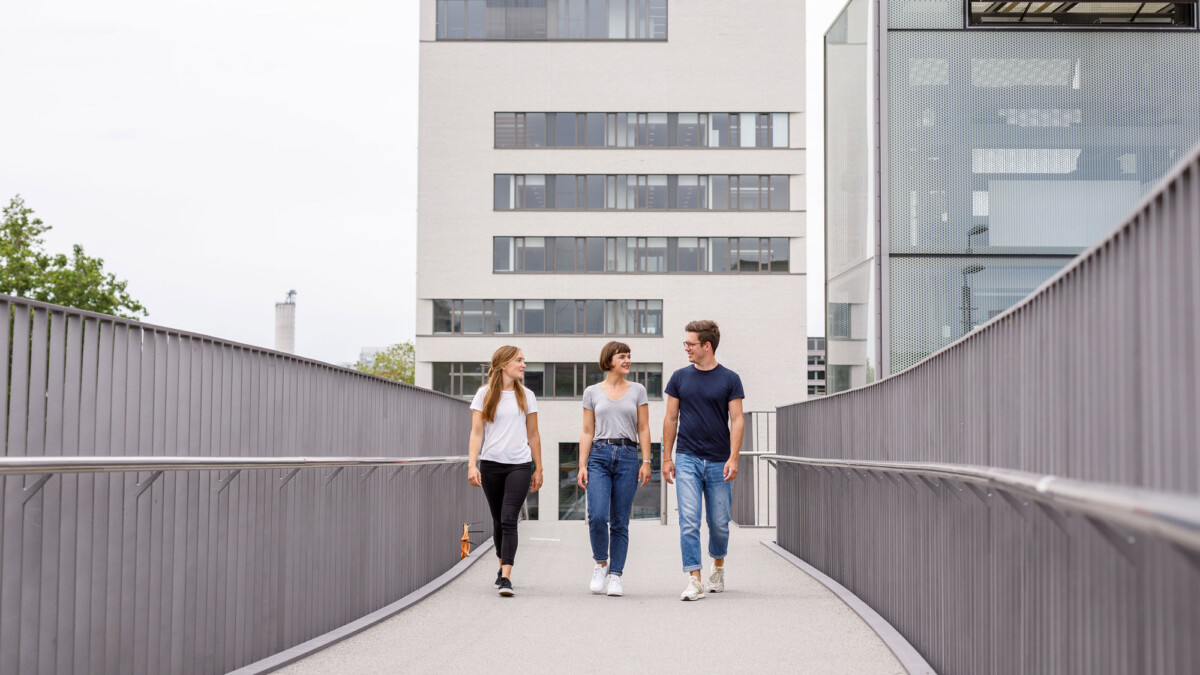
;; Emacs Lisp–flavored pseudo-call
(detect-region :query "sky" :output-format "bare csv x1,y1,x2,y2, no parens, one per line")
1,2,840,365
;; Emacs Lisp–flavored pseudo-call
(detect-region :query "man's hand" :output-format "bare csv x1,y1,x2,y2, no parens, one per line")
663,459,675,484
723,457,739,482
468,465,482,487
530,469,543,492
577,466,589,489
638,462,652,487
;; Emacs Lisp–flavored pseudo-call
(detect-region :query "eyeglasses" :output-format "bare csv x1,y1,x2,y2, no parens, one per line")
683,341,700,348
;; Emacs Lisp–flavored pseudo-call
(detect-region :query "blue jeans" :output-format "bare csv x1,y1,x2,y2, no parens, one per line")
675,452,731,572
586,442,641,576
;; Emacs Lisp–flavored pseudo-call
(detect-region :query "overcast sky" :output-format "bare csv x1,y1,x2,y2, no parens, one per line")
1,2,839,365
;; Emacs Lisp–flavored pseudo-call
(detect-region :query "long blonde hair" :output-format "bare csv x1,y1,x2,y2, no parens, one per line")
482,345,528,423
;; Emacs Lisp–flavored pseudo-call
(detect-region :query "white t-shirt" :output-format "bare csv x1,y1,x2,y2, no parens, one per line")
470,387,537,464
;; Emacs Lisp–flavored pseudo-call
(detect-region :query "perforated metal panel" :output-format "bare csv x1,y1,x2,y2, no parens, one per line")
888,0,964,29
889,30,1200,256
889,256,1072,372
886,29,1200,373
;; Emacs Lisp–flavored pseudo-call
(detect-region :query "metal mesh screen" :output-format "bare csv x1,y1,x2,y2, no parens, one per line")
886,29,1200,372
888,30,1200,256
889,256,1072,372
888,0,964,29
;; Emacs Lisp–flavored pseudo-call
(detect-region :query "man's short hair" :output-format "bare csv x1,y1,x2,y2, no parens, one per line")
685,320,720,353
598,341,632,371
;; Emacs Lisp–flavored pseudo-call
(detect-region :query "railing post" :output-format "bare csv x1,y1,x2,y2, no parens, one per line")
660,459,668,525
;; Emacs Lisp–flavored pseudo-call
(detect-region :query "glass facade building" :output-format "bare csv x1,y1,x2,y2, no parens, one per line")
826,0,1200,390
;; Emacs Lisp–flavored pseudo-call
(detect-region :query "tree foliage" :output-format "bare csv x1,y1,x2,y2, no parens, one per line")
1,196,147,319
354,341,415,385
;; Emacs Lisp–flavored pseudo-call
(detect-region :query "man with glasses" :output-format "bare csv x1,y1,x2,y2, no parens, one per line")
662,319,744,601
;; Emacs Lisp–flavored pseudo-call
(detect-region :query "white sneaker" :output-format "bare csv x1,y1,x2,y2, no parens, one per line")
680,576,705,601
707,565,725,593
589,563,608,594
605,574,623,597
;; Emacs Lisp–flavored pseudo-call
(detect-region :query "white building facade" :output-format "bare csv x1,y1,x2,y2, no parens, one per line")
417,0,807,522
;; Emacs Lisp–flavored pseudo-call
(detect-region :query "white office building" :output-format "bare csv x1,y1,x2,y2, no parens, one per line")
417,0,807,521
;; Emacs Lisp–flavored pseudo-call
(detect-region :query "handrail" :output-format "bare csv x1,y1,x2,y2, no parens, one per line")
761,455,1200,552
0,455,468,475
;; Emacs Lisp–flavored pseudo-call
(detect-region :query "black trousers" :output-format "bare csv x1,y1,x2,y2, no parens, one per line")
479,460,532,567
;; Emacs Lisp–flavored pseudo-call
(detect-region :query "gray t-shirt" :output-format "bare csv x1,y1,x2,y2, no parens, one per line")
582,381,648,443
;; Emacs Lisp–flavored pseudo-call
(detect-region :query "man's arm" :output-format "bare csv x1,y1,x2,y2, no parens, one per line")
661,395,680,484
723,397,744,481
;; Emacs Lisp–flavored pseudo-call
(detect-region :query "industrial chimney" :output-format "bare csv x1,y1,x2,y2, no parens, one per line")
275,290,296,354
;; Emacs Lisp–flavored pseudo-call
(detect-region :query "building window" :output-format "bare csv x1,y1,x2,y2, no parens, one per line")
807,385,826,396
493,237,790,274
432,362,488,397
433,299,662,336
495,112,789,148
526,489,539,520
432,362,663,399
807,371,823,381
966,2,1196,29
807,355,825,366
558,442,662,521
828,366,851,393
494,175,790,211
437,0,667,40
434,300,514,335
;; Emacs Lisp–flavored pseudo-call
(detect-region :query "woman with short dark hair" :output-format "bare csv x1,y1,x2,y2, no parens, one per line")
577,341,652,596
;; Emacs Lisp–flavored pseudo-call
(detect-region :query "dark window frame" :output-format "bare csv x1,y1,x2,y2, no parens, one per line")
436,0,668,41
431,362,664,399
432,298,664,336
494,112,790,149
493,236,791,275
963,1,1198,31
493,174,790,211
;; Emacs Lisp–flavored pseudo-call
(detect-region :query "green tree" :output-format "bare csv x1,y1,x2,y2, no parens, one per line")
1,196,147,319
354,341,415,385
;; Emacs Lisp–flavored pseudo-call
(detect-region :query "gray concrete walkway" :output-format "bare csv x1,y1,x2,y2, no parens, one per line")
278,520,903,674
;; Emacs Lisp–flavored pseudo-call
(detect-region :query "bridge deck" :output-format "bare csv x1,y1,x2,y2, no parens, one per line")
279,520,903,674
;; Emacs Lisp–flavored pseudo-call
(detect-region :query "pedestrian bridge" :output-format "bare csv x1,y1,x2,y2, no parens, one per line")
1,146,1199,675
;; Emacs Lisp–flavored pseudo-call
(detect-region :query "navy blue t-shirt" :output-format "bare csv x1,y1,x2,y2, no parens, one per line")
665,364,745,462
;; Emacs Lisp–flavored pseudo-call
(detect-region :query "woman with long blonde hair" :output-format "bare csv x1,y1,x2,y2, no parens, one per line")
467,345,543,597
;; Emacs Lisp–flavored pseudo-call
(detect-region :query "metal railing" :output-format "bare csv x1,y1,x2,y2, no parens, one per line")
0,296,485,674
731,411,776,527
776,143,1200,674
764,456,1200,553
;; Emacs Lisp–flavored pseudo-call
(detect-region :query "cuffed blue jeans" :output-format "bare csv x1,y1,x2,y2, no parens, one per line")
675,452,731,572
586,442,641,576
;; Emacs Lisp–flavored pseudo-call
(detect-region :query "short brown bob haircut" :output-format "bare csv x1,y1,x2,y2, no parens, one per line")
598,341,632,371
685,319,721,353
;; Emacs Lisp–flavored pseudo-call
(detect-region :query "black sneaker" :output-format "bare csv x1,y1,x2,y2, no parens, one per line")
494,568,503,588
498,577,515,597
